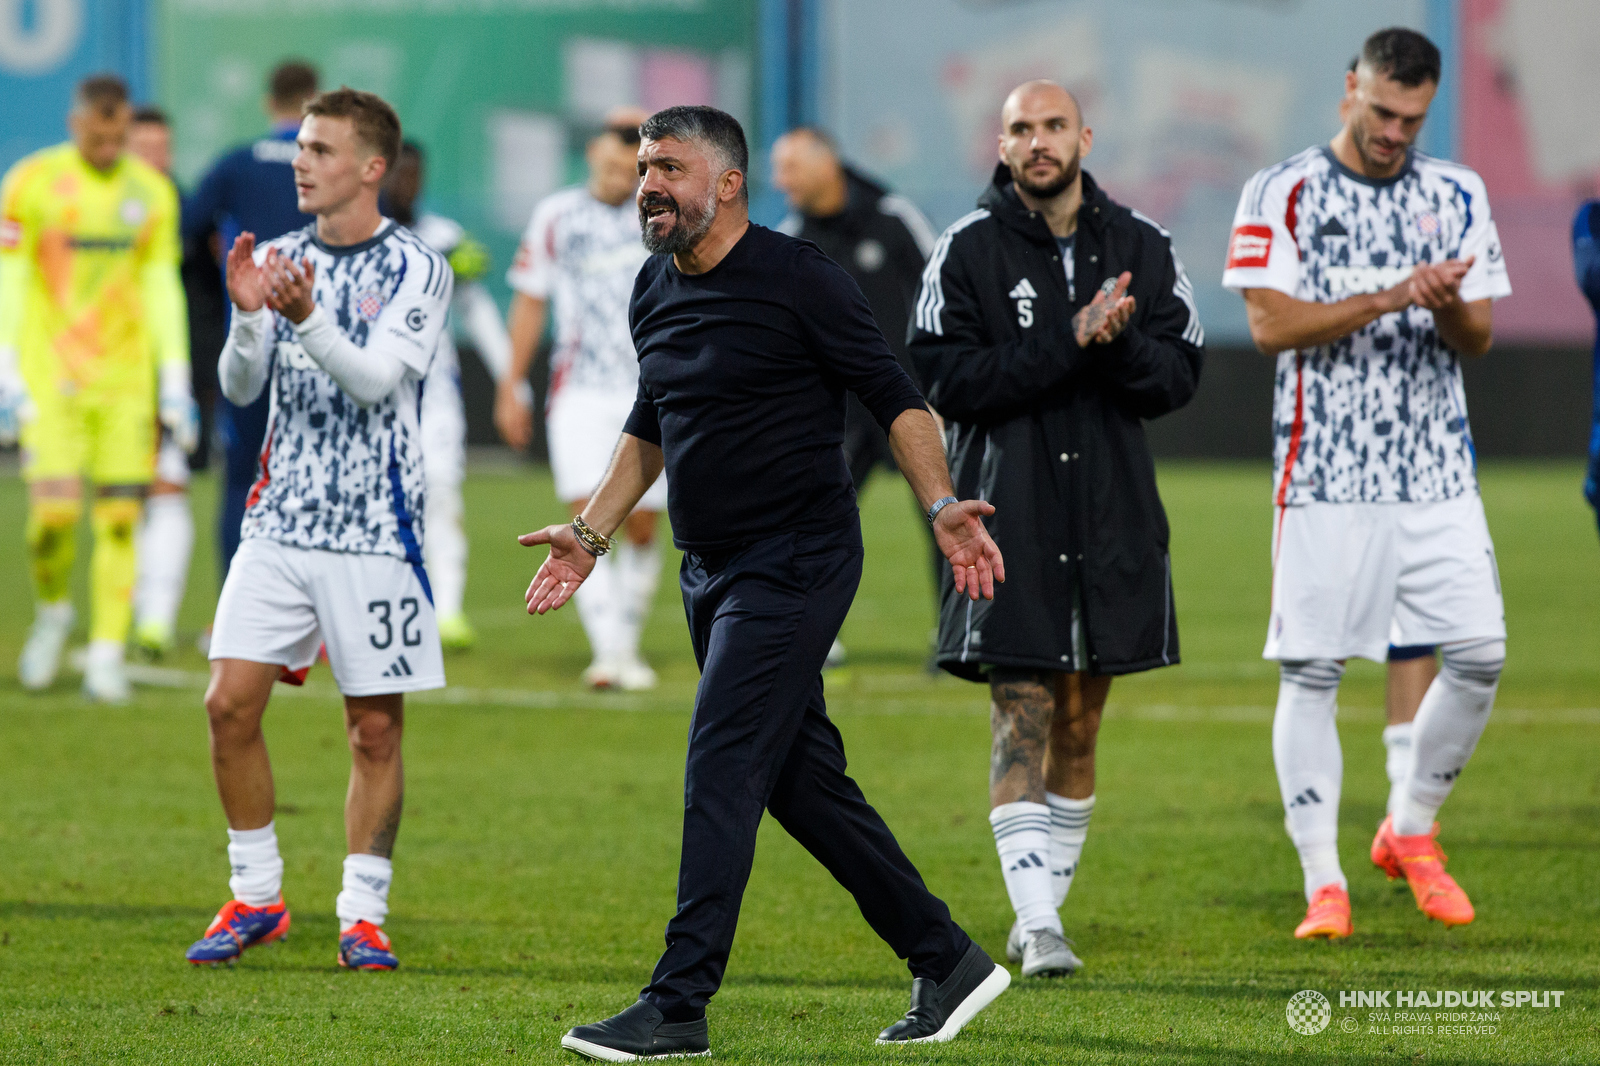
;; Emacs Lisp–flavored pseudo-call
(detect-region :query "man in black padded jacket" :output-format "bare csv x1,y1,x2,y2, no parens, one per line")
909,80,1204,980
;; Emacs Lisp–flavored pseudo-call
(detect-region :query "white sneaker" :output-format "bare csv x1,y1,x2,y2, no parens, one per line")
615,655,658,692
1020,928,1082,978
581,658,620,690
18,602,74,690
82,640,130,704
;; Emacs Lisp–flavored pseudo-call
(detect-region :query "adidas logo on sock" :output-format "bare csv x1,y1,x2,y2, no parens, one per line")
1008,851,1046,872
1288,787,1323,808
354,873,390,892
381,656,413,678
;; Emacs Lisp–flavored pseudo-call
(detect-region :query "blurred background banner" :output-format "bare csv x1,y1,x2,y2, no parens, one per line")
153,0,758,276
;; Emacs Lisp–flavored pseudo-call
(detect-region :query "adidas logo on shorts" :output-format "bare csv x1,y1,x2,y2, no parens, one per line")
381,656,414,678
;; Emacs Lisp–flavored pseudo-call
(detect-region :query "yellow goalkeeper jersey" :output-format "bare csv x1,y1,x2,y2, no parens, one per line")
0,142,186,399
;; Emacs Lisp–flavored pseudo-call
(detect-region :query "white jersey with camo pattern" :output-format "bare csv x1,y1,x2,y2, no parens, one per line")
1223,147,1511,506
241,221,452,559
506,186,647,399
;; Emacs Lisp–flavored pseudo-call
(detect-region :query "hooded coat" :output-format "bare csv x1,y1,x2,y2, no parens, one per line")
909,166,1205,679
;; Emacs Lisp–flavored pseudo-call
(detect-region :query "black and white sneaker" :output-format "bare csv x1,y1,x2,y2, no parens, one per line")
561,1000,710,1061
876,941,1011,1045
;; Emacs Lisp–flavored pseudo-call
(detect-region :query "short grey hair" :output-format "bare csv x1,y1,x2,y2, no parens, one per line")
640,105,750,203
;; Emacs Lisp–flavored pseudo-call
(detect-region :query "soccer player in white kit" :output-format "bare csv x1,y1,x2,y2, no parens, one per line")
186,89,452,971
498,107,663,690
1223,28,1509,939
383,141,513,650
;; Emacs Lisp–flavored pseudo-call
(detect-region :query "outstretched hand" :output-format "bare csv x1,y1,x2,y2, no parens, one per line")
932,499,1005,600
520,521,597,614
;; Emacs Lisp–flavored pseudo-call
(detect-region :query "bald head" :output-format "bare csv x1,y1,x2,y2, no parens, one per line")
998,78,1091,203
771,127,847,217
1002,80,1082,129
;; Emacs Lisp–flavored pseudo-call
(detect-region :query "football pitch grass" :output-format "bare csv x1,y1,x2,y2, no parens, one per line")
0,460,1595,1064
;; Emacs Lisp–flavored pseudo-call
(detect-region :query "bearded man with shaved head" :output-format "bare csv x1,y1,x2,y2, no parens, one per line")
519,105,1011,1060
909,79,1205,978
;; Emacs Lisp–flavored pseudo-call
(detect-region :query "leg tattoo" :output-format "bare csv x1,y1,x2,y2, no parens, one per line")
990,672,1056,805
366,794,403,858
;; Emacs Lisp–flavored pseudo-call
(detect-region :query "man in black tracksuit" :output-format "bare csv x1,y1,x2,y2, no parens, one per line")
909,81,1204,979
521,106,1011,1061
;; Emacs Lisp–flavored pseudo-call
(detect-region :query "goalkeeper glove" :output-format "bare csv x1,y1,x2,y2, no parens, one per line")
159,361,201,455
447,236,491,284
0,345,34,447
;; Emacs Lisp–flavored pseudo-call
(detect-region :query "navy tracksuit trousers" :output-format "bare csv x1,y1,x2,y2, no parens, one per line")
641,522,971,1021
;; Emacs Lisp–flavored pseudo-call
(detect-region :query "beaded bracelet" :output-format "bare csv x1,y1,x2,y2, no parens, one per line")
571,515,613,557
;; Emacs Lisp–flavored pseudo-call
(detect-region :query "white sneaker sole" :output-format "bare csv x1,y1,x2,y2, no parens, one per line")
559,1034,711,1061
876,962,1011,1045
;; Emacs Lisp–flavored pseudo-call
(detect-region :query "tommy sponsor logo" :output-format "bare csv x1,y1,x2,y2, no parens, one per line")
381,655,413,678
1324,264,1414,295
1009,277,1038,328
1226,224,1273,268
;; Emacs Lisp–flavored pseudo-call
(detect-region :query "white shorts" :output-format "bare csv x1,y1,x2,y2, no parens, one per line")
210,538,446,696
155,433,190,488
1265,494,1506,663
547,386,667,510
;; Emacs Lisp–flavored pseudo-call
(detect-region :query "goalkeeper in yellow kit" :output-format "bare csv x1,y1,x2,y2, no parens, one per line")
0,75,192,702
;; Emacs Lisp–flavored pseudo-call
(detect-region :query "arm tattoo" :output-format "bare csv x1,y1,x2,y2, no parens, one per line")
366,794,404,858
990,677,1055,803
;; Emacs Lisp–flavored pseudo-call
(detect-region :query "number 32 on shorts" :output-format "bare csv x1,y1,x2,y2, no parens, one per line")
369,599,423,649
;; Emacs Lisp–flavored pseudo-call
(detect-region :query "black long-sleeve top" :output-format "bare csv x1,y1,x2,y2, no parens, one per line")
623,223,926,551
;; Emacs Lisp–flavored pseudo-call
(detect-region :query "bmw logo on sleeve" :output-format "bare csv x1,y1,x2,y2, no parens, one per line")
405,308,426,331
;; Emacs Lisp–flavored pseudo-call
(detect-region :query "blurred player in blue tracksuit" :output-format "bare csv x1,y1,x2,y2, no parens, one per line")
1573,200,1600,538
183,60,317,595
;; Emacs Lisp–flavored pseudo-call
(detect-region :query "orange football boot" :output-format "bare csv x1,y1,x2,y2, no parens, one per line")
1294,883,1352,939
1371,816,1474,927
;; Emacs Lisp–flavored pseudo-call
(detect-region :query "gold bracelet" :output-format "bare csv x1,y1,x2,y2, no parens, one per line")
571,515,613,557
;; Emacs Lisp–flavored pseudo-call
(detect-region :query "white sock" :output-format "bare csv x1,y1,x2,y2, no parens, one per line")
134,493,193,631
990,801,1062,934
227,822,283,906
574,551,620,663
614,540,660,661
1395,638,1503,836
423,476,467,619
1272,660,1347,900
86,638,124,669
1046,793,1094,908
336,853,394,929
1382,722,1414,817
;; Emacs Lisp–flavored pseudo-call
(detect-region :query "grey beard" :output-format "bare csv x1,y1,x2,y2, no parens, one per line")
642,189,718,255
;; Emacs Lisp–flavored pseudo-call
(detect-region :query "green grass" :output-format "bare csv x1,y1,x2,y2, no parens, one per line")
0,460,1596,1064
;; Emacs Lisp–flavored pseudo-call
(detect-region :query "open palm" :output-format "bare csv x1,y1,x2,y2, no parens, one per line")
932,499,1005,600
225,232,268,312
519,522,597,614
